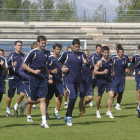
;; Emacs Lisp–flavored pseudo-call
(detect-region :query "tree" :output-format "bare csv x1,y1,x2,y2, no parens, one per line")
114,0,140,22
92,4,106,22
53,0,77,21
0,0,5,8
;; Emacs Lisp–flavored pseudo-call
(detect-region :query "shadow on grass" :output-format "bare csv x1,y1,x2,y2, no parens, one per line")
115,114,135,118
73,120,116,125
1,123,39,129
123,107,136,109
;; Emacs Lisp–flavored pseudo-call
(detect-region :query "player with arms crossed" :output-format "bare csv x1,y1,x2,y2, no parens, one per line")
57,39,89,126
94,46,114,119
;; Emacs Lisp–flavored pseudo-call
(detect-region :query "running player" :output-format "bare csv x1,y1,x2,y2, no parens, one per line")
0,49,8,103
131,45,140,117
6,41,25,117
94,46,114,119
112,43,130,106
113,47,130,110
88,44,103,107
63,46,72,108
46,43,63,119
79,49,94,116
21,35,52,128
57,39,89,126
19,42,39,122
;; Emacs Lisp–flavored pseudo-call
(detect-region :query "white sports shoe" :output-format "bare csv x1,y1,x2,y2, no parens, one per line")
115,103,121,110
67,117,72,126
27,118,33,122
106,111,114,119
89,100,93,107
41,123,49,128
96,110,101,118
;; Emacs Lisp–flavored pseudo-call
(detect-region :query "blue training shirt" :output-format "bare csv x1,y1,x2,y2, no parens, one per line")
24,48,50,80
81,60,93,87
57,50,88,83
19,56,29,82
7,51,25,80
113,56,128,80
47,55,62,84
89,53,103,67
0,56,7,80
112,53,130,63
97,57,113,83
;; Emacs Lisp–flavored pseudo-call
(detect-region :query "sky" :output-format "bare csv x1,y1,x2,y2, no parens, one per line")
30,0,119,11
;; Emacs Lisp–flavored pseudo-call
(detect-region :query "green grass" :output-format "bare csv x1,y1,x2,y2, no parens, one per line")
0,79,139,140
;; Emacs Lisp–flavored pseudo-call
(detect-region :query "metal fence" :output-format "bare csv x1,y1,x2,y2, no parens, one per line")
0,8,140,22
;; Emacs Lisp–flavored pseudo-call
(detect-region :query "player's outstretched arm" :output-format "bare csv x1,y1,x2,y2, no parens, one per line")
22,62,40,74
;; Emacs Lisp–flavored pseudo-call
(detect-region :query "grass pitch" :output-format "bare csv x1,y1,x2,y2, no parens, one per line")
0,79,139,140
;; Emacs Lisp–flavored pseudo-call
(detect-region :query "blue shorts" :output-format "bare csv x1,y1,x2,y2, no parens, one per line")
8,79,24,98
113,78,125,94
92,76,98,89
135,75,140,90
0,80,6,94
29,75,48,101
79,82,94,98
65,81,79,100
22,82,31,98
97,81,114,96
46,83,64,100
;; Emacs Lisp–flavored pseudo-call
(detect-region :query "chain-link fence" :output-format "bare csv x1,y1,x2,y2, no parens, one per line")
1,8,140,22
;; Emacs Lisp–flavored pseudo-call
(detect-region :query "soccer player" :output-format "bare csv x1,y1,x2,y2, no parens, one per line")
79,49,94,116
113,47,130,110
88,44,103,107
94,46,114,119
46,43,63,119
6,41,25,117
131,45,140,117
57,39,89,126
22,35,52,128
63,46,72,108
0,49,8,103
19,42,38,122
112,43,130,105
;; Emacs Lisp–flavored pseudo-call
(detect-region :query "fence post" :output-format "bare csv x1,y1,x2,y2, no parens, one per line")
84,10,86,21
105,10,106,22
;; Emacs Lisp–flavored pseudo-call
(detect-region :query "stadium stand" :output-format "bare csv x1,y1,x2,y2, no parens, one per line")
0,22,139,58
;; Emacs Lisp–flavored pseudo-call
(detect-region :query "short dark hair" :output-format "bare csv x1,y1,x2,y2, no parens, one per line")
37,35,46,43
14,41,22,45
53,43,62,50
67,46,72,51
117,47,124,52
102,46,109,52
96,44,102,49
72,39,80,46
82,49,89,53
31,42,38,50
116,43,123,50
0,49,4,53
138,44,140,50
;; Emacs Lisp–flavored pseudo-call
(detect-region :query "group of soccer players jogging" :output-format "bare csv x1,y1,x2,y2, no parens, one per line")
0,35,140,128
